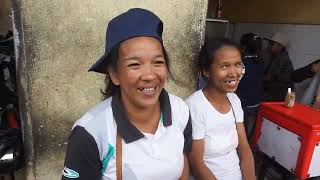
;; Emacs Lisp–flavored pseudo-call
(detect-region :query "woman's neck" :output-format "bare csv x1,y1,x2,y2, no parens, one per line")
203,85,231,113
122,99,161,134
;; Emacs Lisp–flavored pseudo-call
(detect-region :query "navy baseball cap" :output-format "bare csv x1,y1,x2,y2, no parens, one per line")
89,8,164,74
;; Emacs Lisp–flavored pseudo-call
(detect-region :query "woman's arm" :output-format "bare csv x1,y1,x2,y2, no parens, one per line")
179,115,192,180
188,139,217,180
236,123,256,180
62,126,102,180
179,155,190,180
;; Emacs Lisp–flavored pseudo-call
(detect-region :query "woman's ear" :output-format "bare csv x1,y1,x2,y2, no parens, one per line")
202,69,210,79
108,66,120,86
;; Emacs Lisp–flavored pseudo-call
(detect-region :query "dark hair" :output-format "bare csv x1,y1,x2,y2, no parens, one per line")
199,38,240,75
240,33,262,54
101,44,120,98
102,43,173,99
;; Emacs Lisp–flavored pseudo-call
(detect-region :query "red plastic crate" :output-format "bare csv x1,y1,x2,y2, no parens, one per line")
251,102,320,179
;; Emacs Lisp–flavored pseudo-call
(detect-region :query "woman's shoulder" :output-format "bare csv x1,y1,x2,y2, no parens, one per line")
168,93,189,113
227,93,242,105
167,93,190,128
72,97,114,139
168,92,187,104
185,90,204,105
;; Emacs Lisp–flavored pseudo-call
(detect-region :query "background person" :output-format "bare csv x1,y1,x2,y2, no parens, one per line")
292,59,320,108
292,58,320,83
236,33,264,141
262,32,294,102
300,73,320,108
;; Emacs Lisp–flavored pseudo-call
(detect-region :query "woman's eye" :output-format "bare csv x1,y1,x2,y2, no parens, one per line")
236,63,243,67
127,63,140,67
155,60,165,65
156,60,165,64
221,65,227,69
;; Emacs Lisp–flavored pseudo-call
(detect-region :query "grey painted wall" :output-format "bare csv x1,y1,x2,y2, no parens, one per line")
14,0,208,179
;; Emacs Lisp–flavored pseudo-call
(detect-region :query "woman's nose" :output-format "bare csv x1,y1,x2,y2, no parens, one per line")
140,65,156,81
229,66,241,77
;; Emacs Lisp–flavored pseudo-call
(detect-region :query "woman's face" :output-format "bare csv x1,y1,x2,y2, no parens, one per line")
204,45,242,94
269,41,283,55
109,37,168,109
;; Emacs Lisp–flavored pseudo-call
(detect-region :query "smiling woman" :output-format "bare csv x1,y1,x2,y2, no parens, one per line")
109,37,168,113
61,8,192,180
186,38,256,180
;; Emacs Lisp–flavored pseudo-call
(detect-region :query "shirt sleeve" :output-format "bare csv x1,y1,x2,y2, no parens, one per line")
189,106,206,140
183,114,192,153
230,93,244,123
62,126,102,180
292,63,315,83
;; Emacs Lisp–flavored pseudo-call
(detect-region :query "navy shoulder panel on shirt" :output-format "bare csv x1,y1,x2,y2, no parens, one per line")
183,114,192,153
62,126,102,180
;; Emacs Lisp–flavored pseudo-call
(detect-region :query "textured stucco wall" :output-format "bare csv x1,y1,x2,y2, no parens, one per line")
15,0,208,179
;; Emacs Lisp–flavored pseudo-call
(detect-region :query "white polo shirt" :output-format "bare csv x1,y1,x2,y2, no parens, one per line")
186,90,243,180
62,90,192,180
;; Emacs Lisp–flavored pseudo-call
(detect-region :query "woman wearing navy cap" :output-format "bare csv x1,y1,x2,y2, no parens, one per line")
61,8,191,180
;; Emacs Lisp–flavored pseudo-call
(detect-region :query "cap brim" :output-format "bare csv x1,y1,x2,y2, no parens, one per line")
88,54,108,74
263,37,280,44
262,37,273,42
263,37,286,47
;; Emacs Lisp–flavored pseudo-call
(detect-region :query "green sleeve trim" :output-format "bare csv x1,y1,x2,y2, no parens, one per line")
101,143,114,174
160,112,163,123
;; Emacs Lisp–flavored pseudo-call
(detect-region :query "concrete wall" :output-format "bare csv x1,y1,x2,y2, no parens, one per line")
0,0,12,34
13,0,208,179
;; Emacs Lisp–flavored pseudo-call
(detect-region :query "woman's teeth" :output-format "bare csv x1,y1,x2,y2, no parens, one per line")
227,80,237,85
139,87,156,93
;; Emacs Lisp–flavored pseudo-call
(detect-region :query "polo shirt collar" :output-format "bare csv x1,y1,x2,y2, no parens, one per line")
111,89,172,143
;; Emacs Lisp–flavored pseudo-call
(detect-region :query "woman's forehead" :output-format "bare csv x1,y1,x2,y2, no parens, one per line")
120,36,162,48
213,46,241,62
118,37,163,58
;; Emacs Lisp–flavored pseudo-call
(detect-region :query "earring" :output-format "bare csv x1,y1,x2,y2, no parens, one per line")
239,64,245,80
